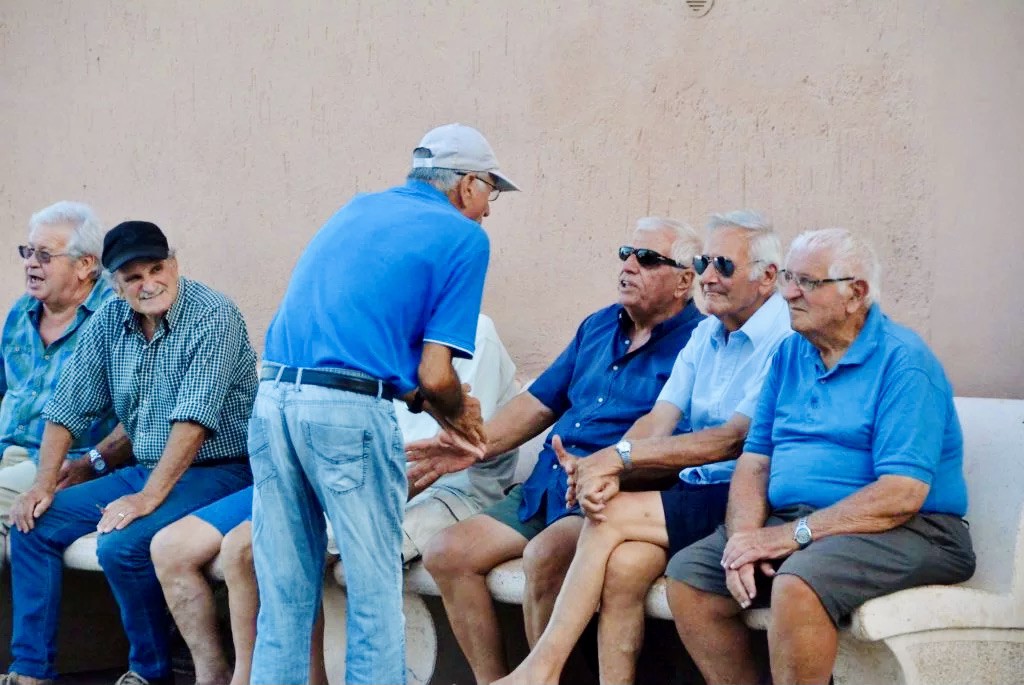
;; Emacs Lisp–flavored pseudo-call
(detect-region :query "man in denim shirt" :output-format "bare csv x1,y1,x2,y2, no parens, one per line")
3,221,256,685
0,202,122,524
411,217,705,685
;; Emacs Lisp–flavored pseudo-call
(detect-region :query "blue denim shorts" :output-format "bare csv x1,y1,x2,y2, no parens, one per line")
191,485,254,535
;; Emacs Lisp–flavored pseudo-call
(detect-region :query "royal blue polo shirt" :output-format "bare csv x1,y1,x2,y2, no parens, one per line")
520,300,705,525
745,303,967,516
263,180,489,394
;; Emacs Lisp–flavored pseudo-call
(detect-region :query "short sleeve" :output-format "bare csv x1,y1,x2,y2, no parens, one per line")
735,343,783,418
656,333,700,415
423,231,490,359
528,319,589,417
872,366,948,484
742,346,784,457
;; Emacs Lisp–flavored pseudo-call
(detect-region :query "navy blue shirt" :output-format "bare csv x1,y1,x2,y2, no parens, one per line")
746,303,968,516
263,181,490,394
520,301,705,524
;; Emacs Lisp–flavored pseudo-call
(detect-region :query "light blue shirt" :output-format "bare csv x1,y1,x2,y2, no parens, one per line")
746,303,967,516
657,293,792,485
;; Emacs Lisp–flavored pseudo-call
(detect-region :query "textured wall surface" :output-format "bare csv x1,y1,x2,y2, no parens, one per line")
1,1,1021,397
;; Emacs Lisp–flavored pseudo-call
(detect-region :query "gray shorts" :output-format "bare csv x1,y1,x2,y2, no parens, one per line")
666,504,976,625
481,483,580,541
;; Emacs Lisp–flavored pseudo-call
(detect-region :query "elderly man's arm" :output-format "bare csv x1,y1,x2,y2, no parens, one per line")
96,421,207,533
56,423,133,490
10,422,74,532
415,342,485,447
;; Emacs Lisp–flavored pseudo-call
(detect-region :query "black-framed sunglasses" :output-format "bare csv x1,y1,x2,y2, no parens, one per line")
618,245,687,269
779,269,856,292
692,254,742,278
457,173,500,202
18,245,71,264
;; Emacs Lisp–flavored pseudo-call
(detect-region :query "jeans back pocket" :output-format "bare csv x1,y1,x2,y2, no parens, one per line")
302,421,369,495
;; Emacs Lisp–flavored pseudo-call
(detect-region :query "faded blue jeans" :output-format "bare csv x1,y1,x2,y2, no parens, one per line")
249,375,407,685
8,461,252,680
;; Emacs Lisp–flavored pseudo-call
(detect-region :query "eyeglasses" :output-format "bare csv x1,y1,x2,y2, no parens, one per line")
692,254,761,278
18,245,71,264
618,245,687,269
458,173,500,202
779,269,856,292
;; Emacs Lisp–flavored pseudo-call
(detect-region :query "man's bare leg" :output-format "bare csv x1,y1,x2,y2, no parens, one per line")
422,514,530,685
496,492,668,685
668,578,761,685
151,516,232,685
310,605,328,685
768,574,838,685
220,522,258,685
521,516,583,646
597,541,667,684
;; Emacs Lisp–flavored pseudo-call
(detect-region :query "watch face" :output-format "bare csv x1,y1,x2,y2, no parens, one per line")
616,440,630,452
795,526,812,545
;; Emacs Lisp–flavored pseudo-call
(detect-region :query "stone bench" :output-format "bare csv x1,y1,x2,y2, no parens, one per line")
326,396,1024,685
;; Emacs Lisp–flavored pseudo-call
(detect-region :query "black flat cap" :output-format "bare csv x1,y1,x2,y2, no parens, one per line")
102,221,170,272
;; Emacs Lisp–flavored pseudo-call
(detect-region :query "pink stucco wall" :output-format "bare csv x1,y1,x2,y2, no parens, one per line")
2,1,1021,397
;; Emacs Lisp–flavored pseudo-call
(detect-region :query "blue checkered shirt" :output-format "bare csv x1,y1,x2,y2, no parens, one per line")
0,279,118,463
44,277,258,468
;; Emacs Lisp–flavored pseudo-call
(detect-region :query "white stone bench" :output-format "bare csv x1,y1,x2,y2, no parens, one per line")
325,397,1024,685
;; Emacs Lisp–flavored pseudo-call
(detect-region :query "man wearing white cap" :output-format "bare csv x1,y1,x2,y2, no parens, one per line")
249,124,519,685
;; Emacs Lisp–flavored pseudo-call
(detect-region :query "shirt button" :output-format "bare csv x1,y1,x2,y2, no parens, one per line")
612,365,619,371
551,463,558,470
17,425,24,431
598,397,604,403
43,354,51,360
819,379,825,384
574,422,581,428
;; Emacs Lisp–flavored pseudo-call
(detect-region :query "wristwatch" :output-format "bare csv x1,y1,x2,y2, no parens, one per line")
793,517,813,549
407,389,425,414
88,448,108,475
614,440,633,473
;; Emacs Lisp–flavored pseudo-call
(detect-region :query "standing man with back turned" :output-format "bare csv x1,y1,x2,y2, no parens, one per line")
248,123,519,685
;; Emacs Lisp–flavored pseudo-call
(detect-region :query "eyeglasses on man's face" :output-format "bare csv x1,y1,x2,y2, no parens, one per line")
458,173,500,202
779,269,856,292
692,254,751,278
618,245,687,269
18,245,71,265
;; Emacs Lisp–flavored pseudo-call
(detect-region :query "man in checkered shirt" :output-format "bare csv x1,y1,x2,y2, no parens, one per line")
3,221,256,685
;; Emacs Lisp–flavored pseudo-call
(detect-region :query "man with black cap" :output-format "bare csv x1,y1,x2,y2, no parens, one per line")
2,221,257,685
248,123,518,685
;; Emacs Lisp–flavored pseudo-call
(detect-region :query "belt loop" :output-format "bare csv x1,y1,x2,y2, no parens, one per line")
375,380,383,400
273,365,285,388
295,367,303,391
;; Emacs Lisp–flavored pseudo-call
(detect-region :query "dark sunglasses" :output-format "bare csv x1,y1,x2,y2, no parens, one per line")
618,245,686,269
18,245,71,264
692,254,743,278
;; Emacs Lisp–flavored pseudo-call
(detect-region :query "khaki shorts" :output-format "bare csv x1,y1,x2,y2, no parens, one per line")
667,504,976,625
0,446,37,529
401,488,479,563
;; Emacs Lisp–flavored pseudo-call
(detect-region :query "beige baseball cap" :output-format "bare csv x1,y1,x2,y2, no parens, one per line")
412,123,520,192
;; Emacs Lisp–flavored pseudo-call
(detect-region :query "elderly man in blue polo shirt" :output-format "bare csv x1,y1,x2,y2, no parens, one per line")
248,124,519,685
410,216,705,685
667,228,975,685
495,211,792,685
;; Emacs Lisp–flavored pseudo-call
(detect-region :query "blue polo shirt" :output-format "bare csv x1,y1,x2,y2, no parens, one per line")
263,180,490,394
745,303,967,516
520,300,704,524
657,293,792,485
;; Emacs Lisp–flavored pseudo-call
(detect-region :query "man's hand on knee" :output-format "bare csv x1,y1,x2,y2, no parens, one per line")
98,491,160,533
10,485,54,533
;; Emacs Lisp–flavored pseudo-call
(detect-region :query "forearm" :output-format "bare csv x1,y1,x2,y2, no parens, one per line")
482,392,555,459
35,422,75,490
807,475,928,539
724,453,770,536
629,425,746,472
94,423,133,468
139,422,207,503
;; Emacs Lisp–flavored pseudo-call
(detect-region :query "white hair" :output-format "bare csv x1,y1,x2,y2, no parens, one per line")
706,210,782,281
787,227,881,304
29,201,104,279
634,217,702,266
407,148,490,194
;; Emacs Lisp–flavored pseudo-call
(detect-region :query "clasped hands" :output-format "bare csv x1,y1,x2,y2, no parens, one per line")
554,436,623,522
720,524,799,608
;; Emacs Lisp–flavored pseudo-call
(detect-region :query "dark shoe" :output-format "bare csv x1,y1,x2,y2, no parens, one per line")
113,671,173,685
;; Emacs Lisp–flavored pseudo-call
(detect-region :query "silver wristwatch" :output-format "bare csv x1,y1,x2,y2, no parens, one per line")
614,440,633,472
88,448,108,475
793,517,813,549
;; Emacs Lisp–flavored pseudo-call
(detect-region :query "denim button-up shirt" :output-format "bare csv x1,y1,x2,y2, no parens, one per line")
519,300,704,525
0,279,116,462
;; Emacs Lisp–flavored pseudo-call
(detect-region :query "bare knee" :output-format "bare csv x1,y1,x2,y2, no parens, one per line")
770,574,824,616
522,534,575,598
151,521,203,580
422,522,474,578
220,522,254,583
667,578,737,624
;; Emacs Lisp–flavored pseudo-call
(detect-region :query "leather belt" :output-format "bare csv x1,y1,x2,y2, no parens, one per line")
260,366,397,401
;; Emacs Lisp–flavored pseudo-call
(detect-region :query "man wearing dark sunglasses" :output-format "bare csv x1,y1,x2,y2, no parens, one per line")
495,210,793,685
408,217,704,685
0,202,126,533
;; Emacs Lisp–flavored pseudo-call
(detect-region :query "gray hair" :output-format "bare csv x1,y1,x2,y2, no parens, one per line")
706,210,782,281
104,247,178,284
407,148,489,194
29,201,104,279
634,217,702,266
787,227,881,304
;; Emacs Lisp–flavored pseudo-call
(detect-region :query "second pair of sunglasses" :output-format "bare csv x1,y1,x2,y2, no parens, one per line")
692,254,742,278
618,245,687,269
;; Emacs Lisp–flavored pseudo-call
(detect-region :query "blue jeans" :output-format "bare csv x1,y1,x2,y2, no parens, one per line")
249,378,407,685
9,462,252,680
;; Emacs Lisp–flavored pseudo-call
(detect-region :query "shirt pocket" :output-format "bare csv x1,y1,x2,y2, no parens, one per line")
302,421,369,495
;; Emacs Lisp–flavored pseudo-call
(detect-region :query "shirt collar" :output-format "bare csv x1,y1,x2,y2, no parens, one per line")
834,302,883,368
710,292,789,348
618,299,702,340
401,179,460,209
